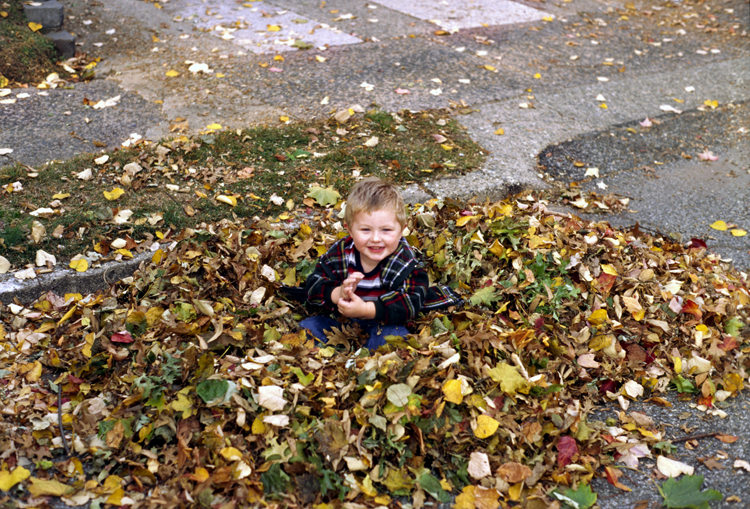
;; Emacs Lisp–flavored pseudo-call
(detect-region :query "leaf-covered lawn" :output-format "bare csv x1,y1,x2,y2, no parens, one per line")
0,187,747,507
0,109,485,271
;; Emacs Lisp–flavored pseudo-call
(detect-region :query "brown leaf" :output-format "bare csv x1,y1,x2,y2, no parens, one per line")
496,462,532,484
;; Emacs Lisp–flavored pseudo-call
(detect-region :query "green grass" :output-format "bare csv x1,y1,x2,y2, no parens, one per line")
0,109,487,268
0,0,65,86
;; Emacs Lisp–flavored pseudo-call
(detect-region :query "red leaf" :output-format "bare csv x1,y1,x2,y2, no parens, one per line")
556,436,578,469
596,273,617,294
604,466,632,491
688,238,707,249
681,299,702,320
718,336,739,352
111,331,134,344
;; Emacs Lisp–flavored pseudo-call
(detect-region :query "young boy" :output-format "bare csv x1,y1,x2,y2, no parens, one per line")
302,177,462,350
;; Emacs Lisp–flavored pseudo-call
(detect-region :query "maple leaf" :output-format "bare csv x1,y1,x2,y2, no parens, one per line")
658,475,722,509
306,185,340,206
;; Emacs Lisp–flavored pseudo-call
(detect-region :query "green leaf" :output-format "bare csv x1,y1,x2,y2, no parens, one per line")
291,367,314,387
671,375,697,394
552,483,597,509
196,379,229,404
469,286,501,307
292,40,313,49
724,316,744,337
386,383,412,407
306,185,340,207
417,472,451,503
659,475,722,509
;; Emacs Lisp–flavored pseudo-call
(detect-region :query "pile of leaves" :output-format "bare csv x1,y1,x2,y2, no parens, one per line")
0,192,748,508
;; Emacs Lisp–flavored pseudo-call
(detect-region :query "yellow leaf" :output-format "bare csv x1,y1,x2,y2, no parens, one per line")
115,248,133,258
251,416,266,434
267,24,281,32
82,332,95,358
170,392,192,417
456,215,478,227
454,486,476,509
217,195,237,207
542,16,554,21
0,466,30,491
599,103,608,109
103,187,125,201
704,99,718,109
489,239,504,257
494,128,505,135
273,55,284,61
534,73,541,79
279,115,289,122
52,193,71,200
508,482,523,501
710,220,728,231
28,22,43,32
601,264,618,276
166,70,180,77
154,2,162,8
193,467,210,483
440,143,453,151
731,229,747,237
474,415,500,438
632,309,645,321
22,361,43,382
442,379,463,404
673,356,682,374
216,73,225,78
220,447,243,461
69,258,89,272
486,362,530,395
27,477,75,497
206,123,222,130
590,334,613,351
107,488,125,506
484,65,496,71
152,249,165,264
0,11,8,18
588,309,608,325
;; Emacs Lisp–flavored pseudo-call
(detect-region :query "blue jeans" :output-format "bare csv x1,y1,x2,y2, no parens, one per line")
300,315,408,351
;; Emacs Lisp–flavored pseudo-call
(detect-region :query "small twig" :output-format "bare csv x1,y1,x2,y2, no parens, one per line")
672,432,718,444
58,387,71,456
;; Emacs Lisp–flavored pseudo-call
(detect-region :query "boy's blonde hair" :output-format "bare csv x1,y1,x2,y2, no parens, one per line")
344,177,406,228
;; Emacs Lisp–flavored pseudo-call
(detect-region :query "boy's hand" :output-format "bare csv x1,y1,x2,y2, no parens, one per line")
337,292,376,319
341,272,364,300
331,272,364,305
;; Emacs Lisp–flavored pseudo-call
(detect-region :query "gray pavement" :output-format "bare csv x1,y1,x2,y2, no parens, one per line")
1,0,749,506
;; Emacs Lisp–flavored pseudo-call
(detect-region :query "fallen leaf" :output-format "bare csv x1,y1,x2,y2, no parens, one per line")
104,187,125,201
468,452,491,479
557,436,578,468
69,258,89,273
657,456,694,477
730,229,747,237
28,22,43,32
697,150,719,161
710,220,728,231
0,466,30,491
474,415,500,439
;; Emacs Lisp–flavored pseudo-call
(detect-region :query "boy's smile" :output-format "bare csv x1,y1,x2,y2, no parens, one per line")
346,209,403,272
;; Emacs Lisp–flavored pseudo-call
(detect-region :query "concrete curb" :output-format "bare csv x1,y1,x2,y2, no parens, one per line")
0,251,152,305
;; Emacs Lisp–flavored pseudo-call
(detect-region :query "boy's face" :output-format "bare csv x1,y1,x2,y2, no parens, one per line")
346,209,403,271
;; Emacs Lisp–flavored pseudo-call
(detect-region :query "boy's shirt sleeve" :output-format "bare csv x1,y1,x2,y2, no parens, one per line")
305,261,339,311
305,239,346,311
374,264,429,323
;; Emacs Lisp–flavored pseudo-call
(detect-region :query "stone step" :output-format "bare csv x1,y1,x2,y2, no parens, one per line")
46,31,76,59
24,0,64,33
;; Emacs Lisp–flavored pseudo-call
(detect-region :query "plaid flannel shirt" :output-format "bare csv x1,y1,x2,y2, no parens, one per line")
305,236,462,324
